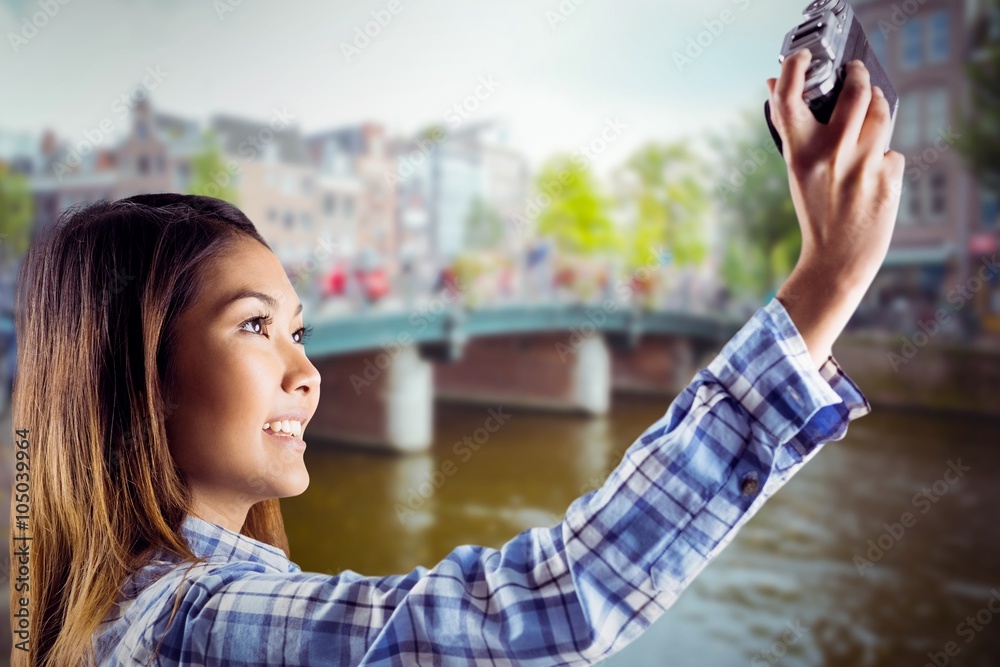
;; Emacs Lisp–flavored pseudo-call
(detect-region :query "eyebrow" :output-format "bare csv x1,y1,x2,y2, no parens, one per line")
222,289,303,317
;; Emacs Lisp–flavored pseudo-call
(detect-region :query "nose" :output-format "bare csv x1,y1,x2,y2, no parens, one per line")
283,345,321,397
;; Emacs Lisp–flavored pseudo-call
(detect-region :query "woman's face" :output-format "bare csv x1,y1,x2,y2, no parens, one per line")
165,234,321,532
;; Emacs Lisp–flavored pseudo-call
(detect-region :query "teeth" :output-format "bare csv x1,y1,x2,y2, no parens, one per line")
262,420,302,437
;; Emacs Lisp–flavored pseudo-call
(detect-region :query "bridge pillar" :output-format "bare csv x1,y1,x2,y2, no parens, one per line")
435,332,611,415
308,344,434,453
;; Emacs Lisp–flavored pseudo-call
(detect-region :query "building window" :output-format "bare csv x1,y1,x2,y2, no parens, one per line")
924,88,950,142
899,178,920,224
927,171,947,220
902,19,922,69
927,11,950,64
157,154,166,173
138,155,150,175
895,91,920,149
284,212,294,230
137,123,149,141
982,190,1000,228
324,194,336,216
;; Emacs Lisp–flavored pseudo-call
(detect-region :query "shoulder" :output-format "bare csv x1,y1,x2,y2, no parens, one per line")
93,557,278,665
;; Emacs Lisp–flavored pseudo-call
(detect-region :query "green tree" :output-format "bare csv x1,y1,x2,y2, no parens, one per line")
709,111,800,299
0,162,35,263
464,196,503,251
533,155,623,257
187,128,239,205
613,141,709,271
956,0,1000,192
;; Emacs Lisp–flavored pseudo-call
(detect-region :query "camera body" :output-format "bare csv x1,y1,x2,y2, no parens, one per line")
764,0,898,155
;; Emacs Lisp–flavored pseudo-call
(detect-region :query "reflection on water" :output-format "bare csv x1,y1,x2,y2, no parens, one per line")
282,397,1000,667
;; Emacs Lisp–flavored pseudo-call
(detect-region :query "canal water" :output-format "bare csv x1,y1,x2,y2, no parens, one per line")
282,396,1000,667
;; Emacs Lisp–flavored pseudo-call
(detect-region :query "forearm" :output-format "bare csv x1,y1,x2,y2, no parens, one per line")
775,262,868,370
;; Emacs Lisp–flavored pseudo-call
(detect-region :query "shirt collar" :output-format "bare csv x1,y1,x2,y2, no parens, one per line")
178,513,293,573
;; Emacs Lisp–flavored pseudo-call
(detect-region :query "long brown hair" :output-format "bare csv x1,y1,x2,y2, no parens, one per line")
9,193,292,666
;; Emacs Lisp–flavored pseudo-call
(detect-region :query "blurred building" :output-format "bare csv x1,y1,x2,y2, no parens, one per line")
854,0,1000,334
306,124,397,282
390,121,529,288
211,113,351,277
6,100,371,291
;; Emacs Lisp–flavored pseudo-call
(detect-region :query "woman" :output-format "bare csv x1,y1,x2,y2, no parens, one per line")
9,50,903,666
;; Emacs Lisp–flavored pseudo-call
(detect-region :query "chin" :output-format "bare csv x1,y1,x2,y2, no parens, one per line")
279,470,310,497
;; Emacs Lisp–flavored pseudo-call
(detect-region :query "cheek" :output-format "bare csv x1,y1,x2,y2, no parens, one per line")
167,343,276,473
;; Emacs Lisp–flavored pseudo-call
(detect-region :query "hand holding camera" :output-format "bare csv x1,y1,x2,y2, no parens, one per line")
767,32,906,368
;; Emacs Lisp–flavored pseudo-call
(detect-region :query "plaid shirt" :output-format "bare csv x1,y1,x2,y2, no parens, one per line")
93,298,870,666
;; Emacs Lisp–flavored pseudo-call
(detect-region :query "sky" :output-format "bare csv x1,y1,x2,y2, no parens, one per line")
0,0,914,173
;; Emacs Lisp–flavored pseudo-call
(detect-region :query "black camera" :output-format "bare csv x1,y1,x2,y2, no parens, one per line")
764,0,899,156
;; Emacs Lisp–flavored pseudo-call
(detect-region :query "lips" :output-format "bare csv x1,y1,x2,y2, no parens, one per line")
262,427,306,453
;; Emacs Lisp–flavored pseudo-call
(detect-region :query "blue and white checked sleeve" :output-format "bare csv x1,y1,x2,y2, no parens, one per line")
150,298,870,666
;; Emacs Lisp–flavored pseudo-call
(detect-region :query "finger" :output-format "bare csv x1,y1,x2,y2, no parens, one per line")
772,49,817,143
885,150,906,182
857,85,893,158
829,60,873,147
884,150,907,197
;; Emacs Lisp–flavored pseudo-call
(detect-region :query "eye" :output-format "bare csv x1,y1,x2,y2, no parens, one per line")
239,312,274,338
293,325,314,345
